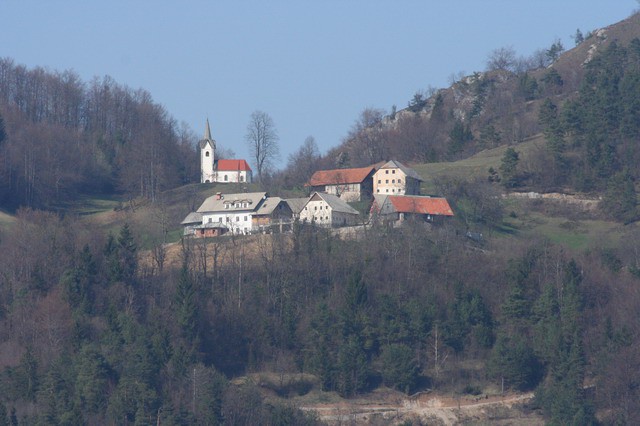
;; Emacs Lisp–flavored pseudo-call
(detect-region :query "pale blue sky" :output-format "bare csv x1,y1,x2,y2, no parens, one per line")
1,1,637,167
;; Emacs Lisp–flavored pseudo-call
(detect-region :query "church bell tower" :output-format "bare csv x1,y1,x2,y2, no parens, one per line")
200,119,217,183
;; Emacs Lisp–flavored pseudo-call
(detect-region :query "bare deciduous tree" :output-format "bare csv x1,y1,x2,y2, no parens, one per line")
286,135,320,187
486,46,517,72
245,110,279,182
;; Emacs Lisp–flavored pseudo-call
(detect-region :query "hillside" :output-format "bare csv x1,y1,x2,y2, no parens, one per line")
3,13,640,426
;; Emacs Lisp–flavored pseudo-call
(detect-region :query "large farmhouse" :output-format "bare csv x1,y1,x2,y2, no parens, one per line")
306,166,375,202
373,160,423,195
299,192,360,227
200,119,253,184
193,192,267,236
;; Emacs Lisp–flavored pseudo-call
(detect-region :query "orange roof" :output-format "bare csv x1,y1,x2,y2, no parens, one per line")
217,159,252,171
388,196,454,216
307,166,374,186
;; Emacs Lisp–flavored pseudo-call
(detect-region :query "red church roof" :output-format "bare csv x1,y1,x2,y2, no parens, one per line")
388,196,454,216
307,166,375,186
217,159,252,171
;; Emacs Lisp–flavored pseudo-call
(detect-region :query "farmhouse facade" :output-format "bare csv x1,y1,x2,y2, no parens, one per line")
306,166,375,202
194,191,267,235
373,160,423,195
200,119,253,184
300,192,360,227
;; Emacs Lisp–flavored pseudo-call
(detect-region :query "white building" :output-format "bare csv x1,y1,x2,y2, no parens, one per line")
373,160,423,195
299,192,360,227
200,119,253,184
196,192,267,235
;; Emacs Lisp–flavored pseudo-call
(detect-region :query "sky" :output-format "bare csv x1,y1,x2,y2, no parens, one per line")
1,1,638,168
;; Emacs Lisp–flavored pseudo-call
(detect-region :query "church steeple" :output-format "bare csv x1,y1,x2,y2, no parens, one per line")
200,118,216,183
204,118,212,141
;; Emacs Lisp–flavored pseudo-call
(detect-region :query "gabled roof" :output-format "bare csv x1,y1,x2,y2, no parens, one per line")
181,211,203,225
254,197,288,216
197,192,267,213
217,159,252,172
377,160,423,181
388,195,454,216
307,192,360,215
307,166,375,186
284,197,308,215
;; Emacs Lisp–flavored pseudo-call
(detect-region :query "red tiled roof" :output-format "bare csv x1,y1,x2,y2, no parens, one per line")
307,166,374,186
217,159,252,171
388,196,454,216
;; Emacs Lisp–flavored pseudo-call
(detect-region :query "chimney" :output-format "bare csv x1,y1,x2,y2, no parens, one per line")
215,192,223,200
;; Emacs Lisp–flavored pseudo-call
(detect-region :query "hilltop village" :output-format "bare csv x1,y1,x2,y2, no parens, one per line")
182,121,454,237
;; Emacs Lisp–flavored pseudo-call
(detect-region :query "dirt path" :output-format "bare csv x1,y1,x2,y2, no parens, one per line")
301,391,539,425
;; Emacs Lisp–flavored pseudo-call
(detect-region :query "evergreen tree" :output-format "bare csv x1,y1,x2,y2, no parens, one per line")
499,147,520,188
175,261,199,344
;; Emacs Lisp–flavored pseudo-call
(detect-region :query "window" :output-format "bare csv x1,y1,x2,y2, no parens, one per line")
392,189,395,193
386,179,389,184
205,151,210,157
236,216,239,222
392,179,395,183
226,217,230,222
208,218,212,223
386,189,389,193
377,189,380,193
378,179,381,184
240,176,244,182
320,206,323,210
224,175,228,182
398,179,402,183
385,170,389,174
314,206,317,211
392,169,395,174
244,216,248,221
225,204,229,209
219,218,222,222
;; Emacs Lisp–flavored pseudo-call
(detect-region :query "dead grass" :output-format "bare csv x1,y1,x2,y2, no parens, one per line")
413,135,545,194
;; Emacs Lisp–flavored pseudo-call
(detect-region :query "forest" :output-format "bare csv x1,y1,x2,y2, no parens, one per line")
1,14,640,426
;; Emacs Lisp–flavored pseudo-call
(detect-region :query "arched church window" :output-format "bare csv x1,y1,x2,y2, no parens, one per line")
205,151,210,157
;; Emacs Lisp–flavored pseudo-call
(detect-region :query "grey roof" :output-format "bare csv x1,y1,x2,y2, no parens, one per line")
284,197,308,214
372,195,395,215
379,160,423,181
309,192,360,215
181,211,203,225
254,197,286,216
198,119,216,149
197,192,267,213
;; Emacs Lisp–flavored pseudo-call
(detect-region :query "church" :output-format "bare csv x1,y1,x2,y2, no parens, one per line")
200,119,253,184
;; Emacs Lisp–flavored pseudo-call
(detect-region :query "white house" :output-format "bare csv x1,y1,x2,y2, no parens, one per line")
195,192,267,235
200,119,253,184
299,192,360,227
373,160,423,195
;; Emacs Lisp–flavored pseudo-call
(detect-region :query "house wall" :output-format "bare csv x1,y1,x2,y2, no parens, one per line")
202,211,253,234
374,168,416,195
214,170,252,183
300,199,358,227
325,183,362,202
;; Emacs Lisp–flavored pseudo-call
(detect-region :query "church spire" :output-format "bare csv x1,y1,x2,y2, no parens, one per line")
204,118,212,141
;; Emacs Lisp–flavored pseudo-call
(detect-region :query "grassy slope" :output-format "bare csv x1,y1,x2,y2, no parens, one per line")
410,134,626,253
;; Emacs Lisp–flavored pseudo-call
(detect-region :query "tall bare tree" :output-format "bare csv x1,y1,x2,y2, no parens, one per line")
245,110,279,182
